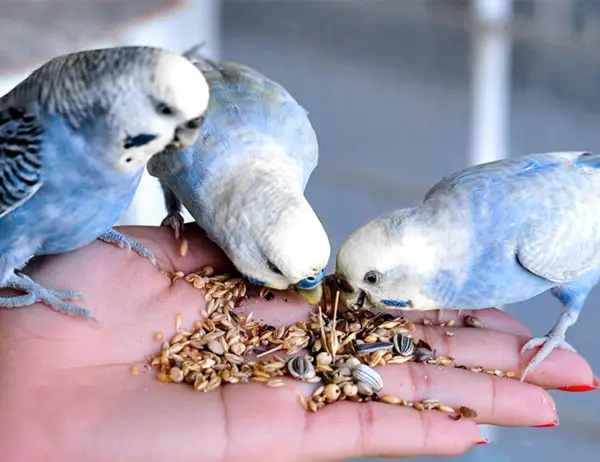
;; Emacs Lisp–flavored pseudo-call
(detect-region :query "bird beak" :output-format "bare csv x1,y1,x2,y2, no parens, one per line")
295,284,323,306
171,116,203,150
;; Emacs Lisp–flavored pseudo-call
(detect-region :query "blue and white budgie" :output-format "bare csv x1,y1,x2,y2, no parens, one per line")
0,46,210,320
335,151,600,379
147,51,330,305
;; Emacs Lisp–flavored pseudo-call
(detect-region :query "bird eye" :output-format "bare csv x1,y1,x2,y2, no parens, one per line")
267,260,283,275
363,270,382,285
156,102,174,116
185,116,204,130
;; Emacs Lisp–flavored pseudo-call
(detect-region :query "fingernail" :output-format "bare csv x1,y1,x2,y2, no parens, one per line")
557,384,598,392
475,440,490,446
594,375,600,387
532,421,558,428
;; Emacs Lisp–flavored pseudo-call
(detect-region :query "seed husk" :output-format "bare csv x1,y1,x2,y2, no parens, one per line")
179,239,189,257
459,406,478,419
381,395,401,404
356,341,394,354
266,378,286,388
413,346,433,363
464,315,485,329
287,355,316,380
208,339,224,355
393,334,414,356
352,364,383,392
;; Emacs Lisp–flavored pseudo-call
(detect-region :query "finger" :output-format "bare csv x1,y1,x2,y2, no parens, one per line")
412,323,595,390
302,400,482,460
375,362,557,427
216,378,483,461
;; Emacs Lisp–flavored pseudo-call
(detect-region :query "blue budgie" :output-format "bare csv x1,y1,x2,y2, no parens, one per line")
147,51,330,305
0,46,210,320
335,151,600,379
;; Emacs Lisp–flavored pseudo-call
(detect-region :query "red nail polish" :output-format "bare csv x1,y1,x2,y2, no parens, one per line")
532,421,558,428
475,440,490,446
557,384,598,392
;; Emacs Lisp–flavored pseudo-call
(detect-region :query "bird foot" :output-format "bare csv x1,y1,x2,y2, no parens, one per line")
0,273,94,320
520,331,576,381
98,228,157,265
161,212,184,240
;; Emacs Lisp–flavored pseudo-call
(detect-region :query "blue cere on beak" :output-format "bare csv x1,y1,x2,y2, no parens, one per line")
244,275,266,287
296,269,325,289
382,299,413,308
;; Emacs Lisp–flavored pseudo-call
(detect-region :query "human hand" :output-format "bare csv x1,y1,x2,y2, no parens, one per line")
0,225,595,461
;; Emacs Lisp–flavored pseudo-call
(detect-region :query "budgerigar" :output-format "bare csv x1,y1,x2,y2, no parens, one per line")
335,151,600,380
147,50,330,304
0,46,210,320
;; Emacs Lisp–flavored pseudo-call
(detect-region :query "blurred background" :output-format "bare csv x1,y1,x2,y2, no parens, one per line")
2,0,600,460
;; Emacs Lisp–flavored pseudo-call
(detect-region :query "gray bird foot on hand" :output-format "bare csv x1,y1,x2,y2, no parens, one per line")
98,228,157,265
161,212,184,240
520,332,576,381
0,273,94,320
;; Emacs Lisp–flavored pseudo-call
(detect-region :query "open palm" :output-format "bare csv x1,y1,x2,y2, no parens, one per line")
0,225,594,462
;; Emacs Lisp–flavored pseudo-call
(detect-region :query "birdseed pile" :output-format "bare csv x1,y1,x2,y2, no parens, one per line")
142,265,515,418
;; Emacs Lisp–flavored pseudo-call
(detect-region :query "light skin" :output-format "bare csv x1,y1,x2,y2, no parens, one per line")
0,225,595,462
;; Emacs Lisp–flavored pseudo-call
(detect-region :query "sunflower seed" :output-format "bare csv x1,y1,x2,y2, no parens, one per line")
393,334,414,356
352,364,383,392
355,341,394,354
287,355,316,380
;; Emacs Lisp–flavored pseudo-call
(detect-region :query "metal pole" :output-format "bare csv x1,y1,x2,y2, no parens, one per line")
468,0,513,166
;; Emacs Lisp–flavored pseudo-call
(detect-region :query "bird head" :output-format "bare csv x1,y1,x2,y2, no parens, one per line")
108,47,210,173
335,207,444,311
236,198,330,305
200,154,330,305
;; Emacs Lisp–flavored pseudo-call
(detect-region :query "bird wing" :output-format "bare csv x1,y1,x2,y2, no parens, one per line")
516,152,600,283
0,106,44,219
425,151,600,283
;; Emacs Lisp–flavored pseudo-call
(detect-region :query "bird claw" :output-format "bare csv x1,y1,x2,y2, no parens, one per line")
161,213,184,240
98,228,157,265
0,273,94,320
520,332,576,381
